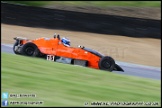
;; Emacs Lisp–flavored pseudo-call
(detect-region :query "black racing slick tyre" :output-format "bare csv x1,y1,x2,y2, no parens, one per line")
13,41,20,54
99,56,115,72
20,42,40,57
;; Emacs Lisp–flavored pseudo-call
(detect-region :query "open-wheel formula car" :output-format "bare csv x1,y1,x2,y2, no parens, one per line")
13,35,124,72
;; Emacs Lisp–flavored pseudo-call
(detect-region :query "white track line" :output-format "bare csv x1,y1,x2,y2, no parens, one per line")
1,44,13,48
116,61,161,71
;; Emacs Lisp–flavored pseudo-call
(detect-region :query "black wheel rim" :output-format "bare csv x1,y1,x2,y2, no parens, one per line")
102,59,112,69
25,47,34,56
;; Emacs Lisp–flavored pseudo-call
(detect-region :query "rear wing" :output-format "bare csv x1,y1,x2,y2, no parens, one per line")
13,37,28,40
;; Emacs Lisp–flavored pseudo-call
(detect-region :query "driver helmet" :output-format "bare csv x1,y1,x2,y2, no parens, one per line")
61,37,70,46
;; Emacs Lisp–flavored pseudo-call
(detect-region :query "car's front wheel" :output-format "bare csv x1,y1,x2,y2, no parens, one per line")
98,56,115,72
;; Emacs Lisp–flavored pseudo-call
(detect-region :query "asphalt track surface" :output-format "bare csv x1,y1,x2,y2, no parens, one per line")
1,44,161,80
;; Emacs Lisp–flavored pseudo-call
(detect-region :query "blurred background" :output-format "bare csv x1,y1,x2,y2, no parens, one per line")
4,1,161,19
2,1,161,66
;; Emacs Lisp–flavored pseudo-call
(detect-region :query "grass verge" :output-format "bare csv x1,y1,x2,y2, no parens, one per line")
4,1,161,8
1,53,161,107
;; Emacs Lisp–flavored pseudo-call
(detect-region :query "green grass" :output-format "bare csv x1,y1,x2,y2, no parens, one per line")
4,1,49,7
1,53,161,107
4,1,161,8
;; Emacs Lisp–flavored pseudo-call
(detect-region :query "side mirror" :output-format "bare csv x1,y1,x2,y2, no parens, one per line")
78,45,84,49
78,45,81,48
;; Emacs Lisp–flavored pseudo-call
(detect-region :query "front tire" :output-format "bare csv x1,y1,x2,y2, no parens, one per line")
20,42,40,57
99,56,115,72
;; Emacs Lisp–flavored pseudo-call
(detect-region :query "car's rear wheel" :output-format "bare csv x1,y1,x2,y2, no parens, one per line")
20,42,40,57
99,56,115,72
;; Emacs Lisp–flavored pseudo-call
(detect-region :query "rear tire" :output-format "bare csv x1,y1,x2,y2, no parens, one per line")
20,42,40,57
99,56,115,72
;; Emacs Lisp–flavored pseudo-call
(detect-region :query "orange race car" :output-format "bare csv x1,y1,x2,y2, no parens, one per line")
13,34,124,72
